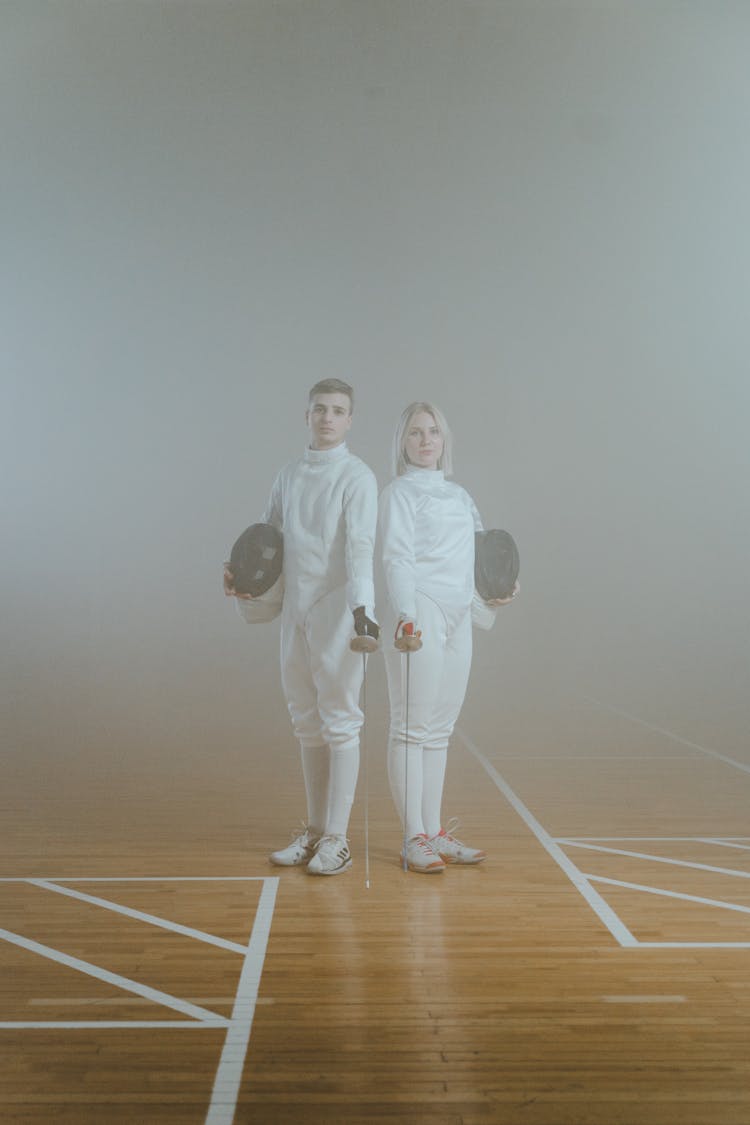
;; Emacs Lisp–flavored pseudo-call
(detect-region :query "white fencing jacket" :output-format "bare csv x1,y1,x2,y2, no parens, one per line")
379,467,483,622
263,443,377,619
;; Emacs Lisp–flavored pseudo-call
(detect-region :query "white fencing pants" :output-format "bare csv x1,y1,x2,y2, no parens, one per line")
280,588,362,836
384,593,472,839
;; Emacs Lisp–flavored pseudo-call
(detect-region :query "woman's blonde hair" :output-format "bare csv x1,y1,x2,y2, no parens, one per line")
392,401,453,477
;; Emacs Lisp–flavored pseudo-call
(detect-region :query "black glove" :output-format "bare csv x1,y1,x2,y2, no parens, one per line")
351,606,380,652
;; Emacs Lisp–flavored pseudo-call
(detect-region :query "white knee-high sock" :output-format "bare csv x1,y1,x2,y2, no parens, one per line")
422,746,448,838
300,744,329,834
387,737,425,838
326,739,360,836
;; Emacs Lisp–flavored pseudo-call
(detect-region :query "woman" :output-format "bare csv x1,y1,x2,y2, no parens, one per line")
379,402,517,873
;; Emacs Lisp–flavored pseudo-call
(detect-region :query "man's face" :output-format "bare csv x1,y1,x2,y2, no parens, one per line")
306,393,352,450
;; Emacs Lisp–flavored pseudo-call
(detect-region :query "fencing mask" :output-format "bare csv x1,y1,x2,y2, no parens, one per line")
229,523,284,597
474,529,520,602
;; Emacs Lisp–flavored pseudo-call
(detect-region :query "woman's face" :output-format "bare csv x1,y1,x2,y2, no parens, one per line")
404,411,444,471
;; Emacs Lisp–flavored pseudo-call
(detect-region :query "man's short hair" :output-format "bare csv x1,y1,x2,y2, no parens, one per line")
308,379,354,412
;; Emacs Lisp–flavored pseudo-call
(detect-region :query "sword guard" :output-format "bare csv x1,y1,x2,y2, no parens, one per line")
351,634,379,653
395,620,423,652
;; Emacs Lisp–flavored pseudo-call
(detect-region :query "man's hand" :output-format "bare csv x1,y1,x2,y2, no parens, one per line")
350,606,380,653
224,565,256,601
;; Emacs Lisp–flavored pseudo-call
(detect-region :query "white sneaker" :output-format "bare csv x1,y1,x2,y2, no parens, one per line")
401,833,445,873
269,826,321,867
307,834,352,876
429,819,486,865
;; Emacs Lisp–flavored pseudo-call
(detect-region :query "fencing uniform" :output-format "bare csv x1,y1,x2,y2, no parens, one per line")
379,466,482,840
263,442,377,837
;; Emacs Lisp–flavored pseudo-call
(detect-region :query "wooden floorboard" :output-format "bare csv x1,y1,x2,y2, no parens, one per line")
3,696,750,1123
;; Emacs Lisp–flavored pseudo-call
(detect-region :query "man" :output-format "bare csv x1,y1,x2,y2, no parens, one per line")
225,379,378,875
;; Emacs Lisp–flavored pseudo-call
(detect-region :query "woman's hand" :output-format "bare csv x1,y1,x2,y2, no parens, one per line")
394,618,423,651
487,580,520,608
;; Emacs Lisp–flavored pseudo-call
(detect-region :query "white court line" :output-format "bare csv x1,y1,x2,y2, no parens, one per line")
0,927,226,1025
553,837,750,843
492,754,700,761
0,1021,227,1030
582,695,750,774
28,879,249,955
635,942,750,949
0,877,271,883
1,876,280,1122
456,729,637,948
586,874,750,916
460,734,750,950
29,995,251,1007
205,876,279,1125
603,995,686,1003
556,842,750,879
699,839,750,851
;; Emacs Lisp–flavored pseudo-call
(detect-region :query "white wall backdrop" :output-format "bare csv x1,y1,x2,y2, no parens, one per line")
3,0,749,773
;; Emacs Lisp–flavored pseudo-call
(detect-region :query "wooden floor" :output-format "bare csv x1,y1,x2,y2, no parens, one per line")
3,688,750,1124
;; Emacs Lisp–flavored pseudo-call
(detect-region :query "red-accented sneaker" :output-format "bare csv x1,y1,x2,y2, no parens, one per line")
401,833,446,873
429,819,487,864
